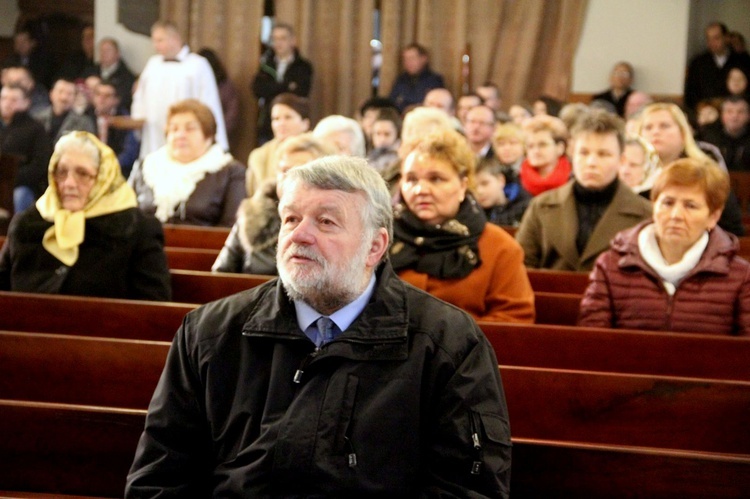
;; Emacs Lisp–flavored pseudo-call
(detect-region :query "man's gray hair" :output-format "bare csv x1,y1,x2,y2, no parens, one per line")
283,155,393,243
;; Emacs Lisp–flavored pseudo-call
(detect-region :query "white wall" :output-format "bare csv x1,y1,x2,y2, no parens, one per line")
0,0,20,37
94,0,153,73
572,0,690,95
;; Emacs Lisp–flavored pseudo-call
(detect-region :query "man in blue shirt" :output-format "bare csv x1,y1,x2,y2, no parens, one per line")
127,156,511,497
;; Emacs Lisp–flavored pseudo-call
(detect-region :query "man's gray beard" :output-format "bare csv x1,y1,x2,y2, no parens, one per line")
277,242,370,314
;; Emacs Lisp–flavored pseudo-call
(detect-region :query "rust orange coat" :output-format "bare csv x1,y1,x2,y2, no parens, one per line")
397,223,535,323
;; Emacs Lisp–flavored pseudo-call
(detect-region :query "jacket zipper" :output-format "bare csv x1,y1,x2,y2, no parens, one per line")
469,411,483,475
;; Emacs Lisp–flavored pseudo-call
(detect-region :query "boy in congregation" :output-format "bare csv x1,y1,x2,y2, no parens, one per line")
475,157,531,227
366,107,401,173
516,110,652,271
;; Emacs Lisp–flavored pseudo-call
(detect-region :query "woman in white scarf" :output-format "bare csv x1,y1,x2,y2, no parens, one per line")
579,158,750,335
132,99,246,227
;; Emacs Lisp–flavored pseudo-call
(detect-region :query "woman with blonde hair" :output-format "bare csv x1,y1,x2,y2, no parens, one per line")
619,135,659,192
638,102,744,235
0,131,171,299
390,127,534,323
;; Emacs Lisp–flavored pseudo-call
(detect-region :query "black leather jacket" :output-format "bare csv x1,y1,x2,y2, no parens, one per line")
126,263,511,497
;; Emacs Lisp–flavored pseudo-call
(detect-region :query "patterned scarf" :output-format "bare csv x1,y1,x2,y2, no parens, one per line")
390,196,486,279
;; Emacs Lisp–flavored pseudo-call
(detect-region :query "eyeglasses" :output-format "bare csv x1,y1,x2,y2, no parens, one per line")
53,168,97,183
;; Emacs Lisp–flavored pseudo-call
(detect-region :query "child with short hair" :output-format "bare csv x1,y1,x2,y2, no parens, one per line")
475,157,531,227
367,108,401,174
491,122,525,175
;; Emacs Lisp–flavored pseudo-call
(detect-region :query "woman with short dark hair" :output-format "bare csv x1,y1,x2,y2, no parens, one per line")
132,98,246,227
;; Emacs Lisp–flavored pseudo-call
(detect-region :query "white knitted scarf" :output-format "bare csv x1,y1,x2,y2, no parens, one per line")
142,143,233,222
637,223,709,295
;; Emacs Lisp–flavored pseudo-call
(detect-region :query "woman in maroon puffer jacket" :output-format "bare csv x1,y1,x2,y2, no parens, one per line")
578,158,750,335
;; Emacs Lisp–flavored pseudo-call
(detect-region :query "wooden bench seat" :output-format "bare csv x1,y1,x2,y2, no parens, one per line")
3,291,747,380
162,223,229,249
165,246,220,271
481,321,750,382
169,270,582,325
0,331,169,408
0,291,193,341
0,400,144,498
512,437,750,498
170,269,271,303
502,365,750,455
1,399,747,498
3,329,748,456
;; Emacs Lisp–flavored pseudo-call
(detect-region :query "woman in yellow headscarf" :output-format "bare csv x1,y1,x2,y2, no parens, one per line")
0,131,171,300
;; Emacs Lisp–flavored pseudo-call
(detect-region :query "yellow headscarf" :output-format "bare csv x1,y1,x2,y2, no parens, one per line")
36,131,138,266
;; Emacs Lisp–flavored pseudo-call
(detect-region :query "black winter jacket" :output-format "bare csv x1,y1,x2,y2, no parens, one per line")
0,207,171,300
126,263,511,497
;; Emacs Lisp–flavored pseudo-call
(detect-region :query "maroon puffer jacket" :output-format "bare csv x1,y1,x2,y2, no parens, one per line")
578,221,750,335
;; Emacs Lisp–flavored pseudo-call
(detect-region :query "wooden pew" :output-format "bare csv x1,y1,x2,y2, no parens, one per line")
6,291,747,379
0,400,143,498
170,269,271,303
0,331,169,408
168,270,583,325
533,291,581,325
2,400,748,498
0,291,193,341
162,223,229,249
502,365,750,455
512,438,750,498
481,322,750,382
4,328,749,456
165,246,219,271
526,269,589,294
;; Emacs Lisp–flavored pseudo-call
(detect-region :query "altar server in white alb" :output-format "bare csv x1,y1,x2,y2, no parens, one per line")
131,20,228,159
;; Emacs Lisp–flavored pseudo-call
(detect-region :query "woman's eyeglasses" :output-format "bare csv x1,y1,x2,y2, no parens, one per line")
53,168,97,183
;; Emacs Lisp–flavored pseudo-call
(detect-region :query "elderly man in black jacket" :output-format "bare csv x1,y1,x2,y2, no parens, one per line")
126,156,511,498
252,22,313,145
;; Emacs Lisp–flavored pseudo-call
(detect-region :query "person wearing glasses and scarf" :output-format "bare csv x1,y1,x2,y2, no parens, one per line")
0,131,171,300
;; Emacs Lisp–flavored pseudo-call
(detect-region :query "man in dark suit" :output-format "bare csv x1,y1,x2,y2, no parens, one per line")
685,22,748,111
92,80,139,178
252,22,313,145
0,84,52,213
389,43,444,113
96,37,136,111
465,105,497,160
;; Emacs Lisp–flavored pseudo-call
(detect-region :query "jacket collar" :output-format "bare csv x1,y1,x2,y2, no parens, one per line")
535,181,650,267
241,262,410,361
614,220,738,278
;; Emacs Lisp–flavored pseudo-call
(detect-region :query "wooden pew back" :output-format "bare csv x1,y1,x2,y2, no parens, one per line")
162,223,229,249
482,321,750,382
0,331,169,408
502,365,750,455
2,400,748,498
0,400,144,498
0,291,193,341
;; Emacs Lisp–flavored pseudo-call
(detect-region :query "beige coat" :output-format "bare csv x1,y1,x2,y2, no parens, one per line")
515,180,652,271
